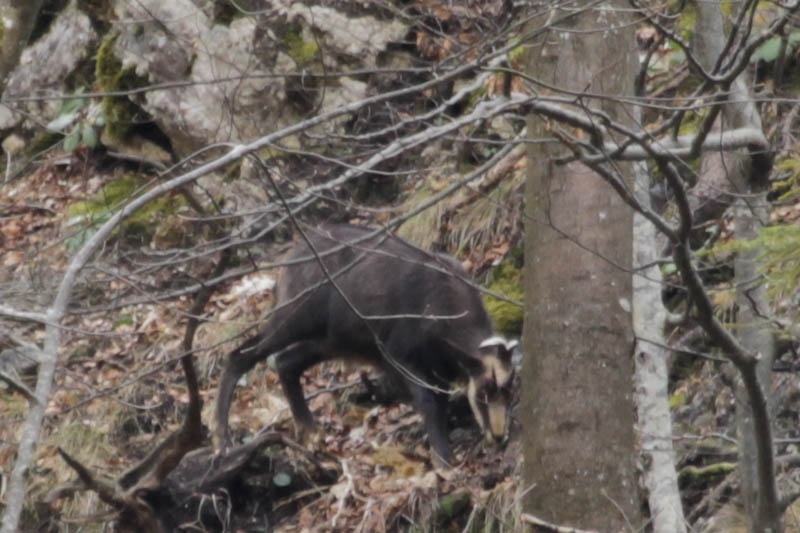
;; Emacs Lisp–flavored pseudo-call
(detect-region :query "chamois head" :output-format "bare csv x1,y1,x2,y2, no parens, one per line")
466,336,517,444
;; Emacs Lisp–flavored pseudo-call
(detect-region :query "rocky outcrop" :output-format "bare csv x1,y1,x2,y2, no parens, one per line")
0,6,95,130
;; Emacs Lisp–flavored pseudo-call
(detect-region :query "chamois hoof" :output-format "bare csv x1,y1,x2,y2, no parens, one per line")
431,451,454,470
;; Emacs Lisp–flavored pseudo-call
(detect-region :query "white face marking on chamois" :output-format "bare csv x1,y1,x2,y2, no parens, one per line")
467,379,485,432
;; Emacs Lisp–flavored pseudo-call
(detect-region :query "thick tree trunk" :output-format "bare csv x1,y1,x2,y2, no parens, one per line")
521,3,642,529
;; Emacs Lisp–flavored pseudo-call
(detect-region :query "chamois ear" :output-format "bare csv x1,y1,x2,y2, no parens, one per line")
479,336,517,363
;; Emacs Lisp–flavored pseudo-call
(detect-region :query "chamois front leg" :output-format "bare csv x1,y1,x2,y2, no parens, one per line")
408,382,452,467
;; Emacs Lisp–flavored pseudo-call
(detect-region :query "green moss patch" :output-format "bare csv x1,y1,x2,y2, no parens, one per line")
66,175,185,248
285,25,321,67
483,257,524,337
669,390,688,409
95,34,149,140
678,462,736,483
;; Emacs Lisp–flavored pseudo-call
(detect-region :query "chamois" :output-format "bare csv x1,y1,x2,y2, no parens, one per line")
215,224,516,464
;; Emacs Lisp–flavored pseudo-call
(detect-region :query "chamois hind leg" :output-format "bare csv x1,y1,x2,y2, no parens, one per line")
215,316,314,447
274,341,335,441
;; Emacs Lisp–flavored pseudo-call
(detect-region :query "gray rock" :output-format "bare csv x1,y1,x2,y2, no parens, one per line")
0,6,96,130
0,346,40,377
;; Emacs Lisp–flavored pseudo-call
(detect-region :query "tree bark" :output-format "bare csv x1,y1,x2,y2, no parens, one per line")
632,158,687,532
521,2,642,529
693,3,779,530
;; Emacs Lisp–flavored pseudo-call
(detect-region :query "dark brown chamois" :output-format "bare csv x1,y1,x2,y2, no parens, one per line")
215,224,516,464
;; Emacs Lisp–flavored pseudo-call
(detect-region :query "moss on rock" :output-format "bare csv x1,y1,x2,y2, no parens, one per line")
669,390,688,409
67,175,186,247
279,22,324,113
286,30,321,66
483,255,524,337
678,462,736,483
95,34,148,140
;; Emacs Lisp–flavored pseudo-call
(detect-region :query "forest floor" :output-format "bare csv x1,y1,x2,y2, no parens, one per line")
1,156,522,532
